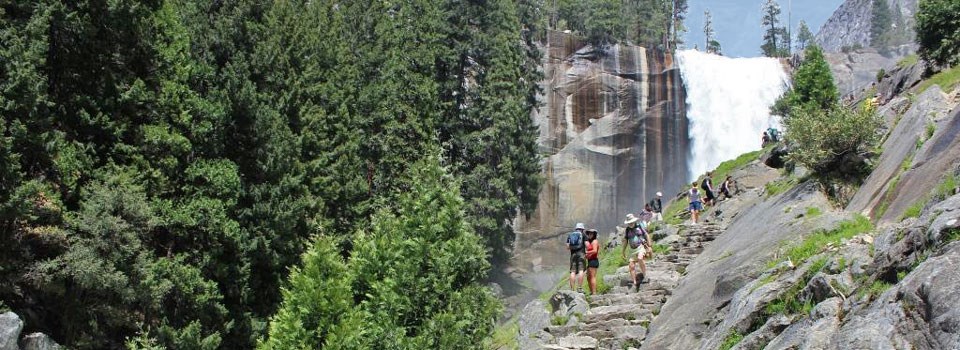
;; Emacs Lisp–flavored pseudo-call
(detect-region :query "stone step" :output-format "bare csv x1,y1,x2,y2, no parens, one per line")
548,222,728,349
584,304,653,323
579,318,630,332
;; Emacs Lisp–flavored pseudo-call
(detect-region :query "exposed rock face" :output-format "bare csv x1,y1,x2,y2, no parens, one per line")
20,333,62,350
826,46,915,100
847,85,960,222
0,312,60,350
0,312,23,350
642,179,844,350
515,31,687,273
815,0,918,53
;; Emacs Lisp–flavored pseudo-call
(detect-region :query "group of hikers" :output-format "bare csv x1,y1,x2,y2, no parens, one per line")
687,171,736,224
565,192,664,294
565,171,740,294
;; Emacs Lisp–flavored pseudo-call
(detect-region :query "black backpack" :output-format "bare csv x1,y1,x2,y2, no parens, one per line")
567,231,584,251
701,178,711,191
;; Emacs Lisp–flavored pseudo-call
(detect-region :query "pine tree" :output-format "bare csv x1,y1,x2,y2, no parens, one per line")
796,20,814,51
672,0,689,48
761,0,787,57
703,9,721,54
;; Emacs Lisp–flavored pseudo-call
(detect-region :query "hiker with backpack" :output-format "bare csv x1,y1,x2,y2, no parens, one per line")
567,223,587,292
585,229,600,295
766,127,780,143
650,192,663,222
622,214,651,289
689,182,703,224
701,172,716,206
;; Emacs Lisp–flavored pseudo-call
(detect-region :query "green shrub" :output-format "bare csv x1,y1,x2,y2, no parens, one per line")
485,321,519,350
653,244,671,256
901,201,924,220
926,122,937,140
858,280,893,300
916,0,960,67
805,207,822,218
944,227,960,243
719,330,744,350
551,315,570,326
783,105,882,177
765,177,798,197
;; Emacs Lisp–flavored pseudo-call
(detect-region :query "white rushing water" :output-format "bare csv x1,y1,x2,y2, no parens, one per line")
676,50,790,180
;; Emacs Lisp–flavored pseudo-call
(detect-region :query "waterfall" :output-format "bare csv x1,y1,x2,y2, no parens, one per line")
676,50,790,180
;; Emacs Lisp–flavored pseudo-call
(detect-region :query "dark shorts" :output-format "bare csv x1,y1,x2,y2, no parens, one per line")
690,201,704,211
705,190,716,201
588,259,599,268
570,253,586,274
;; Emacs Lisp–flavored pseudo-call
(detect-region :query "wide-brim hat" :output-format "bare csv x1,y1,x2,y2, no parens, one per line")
585,229,598,236
624,213,639,225
575,222,585,230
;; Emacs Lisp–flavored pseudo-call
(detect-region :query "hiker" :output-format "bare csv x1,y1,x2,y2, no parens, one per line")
720,175,733,200
689,182,703,224
567,223,587,293
640,204,654,223
761,131,770,147
701,172,716,206
766,127,780,143
585,229,600,295
650,192,663,221
622,214,651,289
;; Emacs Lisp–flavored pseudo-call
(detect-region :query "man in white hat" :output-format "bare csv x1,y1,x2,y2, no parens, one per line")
650,192,663,222
566,222,587,292
622,214,651,289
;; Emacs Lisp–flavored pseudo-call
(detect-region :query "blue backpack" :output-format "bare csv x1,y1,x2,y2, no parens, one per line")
567,231,584,251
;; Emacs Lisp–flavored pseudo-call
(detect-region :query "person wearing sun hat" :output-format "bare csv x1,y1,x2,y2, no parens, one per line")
621,213,651,289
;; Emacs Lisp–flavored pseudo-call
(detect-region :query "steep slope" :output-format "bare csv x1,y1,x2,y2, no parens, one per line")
641,64,960,349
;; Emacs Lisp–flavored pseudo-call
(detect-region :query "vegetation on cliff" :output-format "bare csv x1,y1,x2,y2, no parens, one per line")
916,0,960,67
0,0,541,348
774,45,881,180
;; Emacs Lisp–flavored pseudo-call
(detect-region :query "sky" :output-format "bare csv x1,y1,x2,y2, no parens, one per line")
684,0,845,57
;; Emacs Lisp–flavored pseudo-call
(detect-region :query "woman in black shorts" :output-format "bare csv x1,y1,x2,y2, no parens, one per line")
585,229,600,295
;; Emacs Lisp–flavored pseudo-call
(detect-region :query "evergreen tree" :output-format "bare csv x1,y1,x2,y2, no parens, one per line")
583,0,626,47
703,9,720,54
916,0,960,67
260,155,499,349
796,20,814,51
672,0,689,48
761,0,788,57
870,0,892,47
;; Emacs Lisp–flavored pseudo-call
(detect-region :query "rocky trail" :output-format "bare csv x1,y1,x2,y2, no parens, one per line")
520,222,725,350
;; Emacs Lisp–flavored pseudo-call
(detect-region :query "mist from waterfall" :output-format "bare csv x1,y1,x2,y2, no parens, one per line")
676,50,790,180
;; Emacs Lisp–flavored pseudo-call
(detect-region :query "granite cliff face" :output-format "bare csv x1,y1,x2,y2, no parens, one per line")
816,0,919,96
513,31,687,274
815,0,918,53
